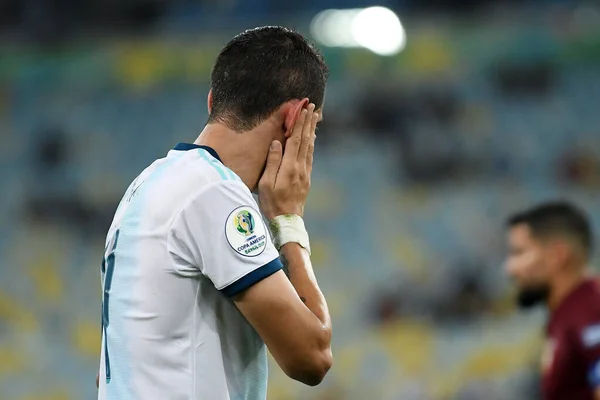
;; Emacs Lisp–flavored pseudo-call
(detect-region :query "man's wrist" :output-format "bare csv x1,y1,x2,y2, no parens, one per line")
268,214,311,255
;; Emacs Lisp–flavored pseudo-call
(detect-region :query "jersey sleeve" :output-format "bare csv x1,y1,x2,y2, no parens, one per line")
577,321,600,388
167,180,282,297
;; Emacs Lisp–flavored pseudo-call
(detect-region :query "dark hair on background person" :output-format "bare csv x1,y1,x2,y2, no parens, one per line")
506,201,594,258
208,26,329,132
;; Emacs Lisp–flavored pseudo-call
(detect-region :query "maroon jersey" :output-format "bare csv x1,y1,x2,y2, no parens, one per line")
542,278,600,400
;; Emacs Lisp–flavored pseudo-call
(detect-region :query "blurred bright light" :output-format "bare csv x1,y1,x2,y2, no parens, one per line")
310,6,406,56
352,7,406,56
311,9,360,47
310,9,334,47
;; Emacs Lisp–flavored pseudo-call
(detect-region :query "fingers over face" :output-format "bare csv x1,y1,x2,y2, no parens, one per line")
298,103,316,161
285,98,309,138
283,100,310,163
259,140,283,190
306,111,318,174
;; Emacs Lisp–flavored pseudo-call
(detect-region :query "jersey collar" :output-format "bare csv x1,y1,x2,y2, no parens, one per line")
173,143,222,163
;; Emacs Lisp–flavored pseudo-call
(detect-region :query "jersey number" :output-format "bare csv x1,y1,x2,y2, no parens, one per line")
101,229,120,383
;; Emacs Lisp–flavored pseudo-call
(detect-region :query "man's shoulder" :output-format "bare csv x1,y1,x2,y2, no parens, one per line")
194,179,253,203
586,277,600,297
571,278,600,317
171,178,256,225
548,282,589,327
552,279,600,343
151,151,246,199
575,279,600,332
175,147,242,184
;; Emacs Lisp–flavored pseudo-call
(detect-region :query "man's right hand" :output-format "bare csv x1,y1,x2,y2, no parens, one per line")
241,100,331,387
258,101,319,220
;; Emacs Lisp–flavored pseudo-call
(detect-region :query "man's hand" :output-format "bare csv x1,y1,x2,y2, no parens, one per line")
237,101,332,386
258,102,318,220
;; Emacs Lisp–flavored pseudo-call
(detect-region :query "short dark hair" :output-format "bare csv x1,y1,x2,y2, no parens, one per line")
208,26,329,131
507,201,593,257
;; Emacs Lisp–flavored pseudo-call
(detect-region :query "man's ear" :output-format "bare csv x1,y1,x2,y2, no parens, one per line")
283,98,309,137
207,89,213,114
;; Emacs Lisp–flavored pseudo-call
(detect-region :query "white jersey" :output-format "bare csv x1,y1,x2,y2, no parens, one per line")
98,143,282,400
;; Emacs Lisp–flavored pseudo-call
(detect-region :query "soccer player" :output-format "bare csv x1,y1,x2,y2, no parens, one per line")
97,26,332,399
505,201,600,400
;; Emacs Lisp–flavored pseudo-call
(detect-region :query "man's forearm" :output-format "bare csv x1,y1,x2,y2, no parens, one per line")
280,243,331,332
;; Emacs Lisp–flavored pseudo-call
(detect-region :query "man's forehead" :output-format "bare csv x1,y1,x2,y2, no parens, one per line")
510,224,559,252
510,223,532,236
509,224,537,243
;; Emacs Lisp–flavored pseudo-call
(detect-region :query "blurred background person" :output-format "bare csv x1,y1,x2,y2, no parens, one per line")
505,202,600,400
1,0,600,399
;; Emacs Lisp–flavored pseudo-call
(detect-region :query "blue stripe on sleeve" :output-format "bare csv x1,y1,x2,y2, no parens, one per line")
221,258,283,297
588,359,600,388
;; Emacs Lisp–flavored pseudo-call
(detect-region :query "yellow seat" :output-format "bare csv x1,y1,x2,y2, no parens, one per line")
27,261,63,303
0,345,27,375
72,320,101,358
19,389,72,400
310,237,335,270
307,180,343,218
375,319,434,377
0,291,38,333
460,333,541,381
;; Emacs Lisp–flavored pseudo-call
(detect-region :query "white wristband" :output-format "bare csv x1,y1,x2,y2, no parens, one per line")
268,214,311,255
